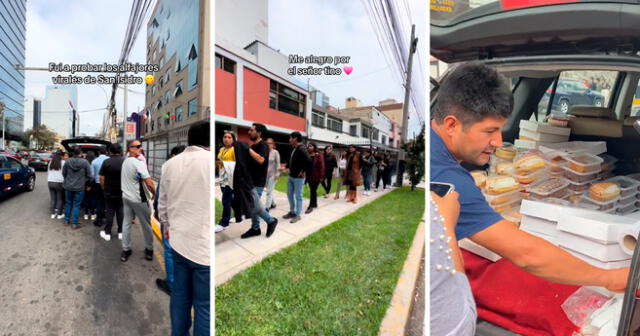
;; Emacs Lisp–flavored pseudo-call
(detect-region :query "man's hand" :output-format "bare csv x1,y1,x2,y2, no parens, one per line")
605,268,630,293
431,191,460,232
164,227,169,240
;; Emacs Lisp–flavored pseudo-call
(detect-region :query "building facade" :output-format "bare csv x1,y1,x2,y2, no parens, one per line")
141,0,211,179
1,0,26,148
339,104,395,151
41,85,78,138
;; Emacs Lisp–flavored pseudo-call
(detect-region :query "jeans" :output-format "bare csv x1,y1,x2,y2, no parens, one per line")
162,225,174,289
48,182,64,214
219,186,233,227
171,249,210,336
122,198,154,251
104,196,123,235
287,177,305,216
376,170,386,189
264,175,277,209
64,190,85,225
251,187,275,230
363,173,372,191
308,181,320,208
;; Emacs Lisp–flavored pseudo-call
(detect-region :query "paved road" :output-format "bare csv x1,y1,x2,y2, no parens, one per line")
0,172,169,335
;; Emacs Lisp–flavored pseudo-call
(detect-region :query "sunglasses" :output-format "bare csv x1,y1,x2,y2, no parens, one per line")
129,144,142,149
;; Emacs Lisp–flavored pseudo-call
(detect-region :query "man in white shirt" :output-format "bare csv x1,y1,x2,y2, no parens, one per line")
158,120,210,336
120,139,156,262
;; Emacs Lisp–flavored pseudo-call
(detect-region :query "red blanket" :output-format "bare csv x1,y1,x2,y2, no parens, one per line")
463,250,580,336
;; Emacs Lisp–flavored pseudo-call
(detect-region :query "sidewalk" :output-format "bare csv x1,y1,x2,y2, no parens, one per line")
215,186,395,286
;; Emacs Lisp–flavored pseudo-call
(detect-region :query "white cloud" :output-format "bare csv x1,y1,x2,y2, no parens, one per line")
25,0,147,136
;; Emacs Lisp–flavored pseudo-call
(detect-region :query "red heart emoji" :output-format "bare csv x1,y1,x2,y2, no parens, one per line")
343,66,353,75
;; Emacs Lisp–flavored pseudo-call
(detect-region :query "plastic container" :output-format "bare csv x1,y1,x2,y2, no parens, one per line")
501,207,522,227
546,158,567,174
484,188,522,206
599,153,619,172
495,143,517,160
471,170,488,189
491,197,521,213
627,173,640,183
618,193,637,207
541,197,572,206
528,177,571,200
581,192,620,211
563,165,600,183
603,176,640,198
617,202,636,215
567,178,596,193
515,168,549,185
570,200,600,211
548,114,570,127
566,153,604,174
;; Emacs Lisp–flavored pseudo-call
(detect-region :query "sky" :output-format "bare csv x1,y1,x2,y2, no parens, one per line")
268,0,426,137
24,0,147,136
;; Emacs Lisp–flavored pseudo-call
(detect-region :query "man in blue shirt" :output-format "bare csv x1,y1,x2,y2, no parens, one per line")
430,62,628,292
91,148,109,227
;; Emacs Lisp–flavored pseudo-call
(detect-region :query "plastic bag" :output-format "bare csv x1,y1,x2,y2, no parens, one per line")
562,287,611,328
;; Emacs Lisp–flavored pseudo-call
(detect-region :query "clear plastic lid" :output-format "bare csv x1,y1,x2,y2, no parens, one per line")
484,187,522,205
566,153,604,174
527,177,571,198
541,197,572,206
570,200,600,211
604,176,640,197
617,202,636,215
563,165,601,178
618,193,637,206
515,168,549,184
491,197,521,212
581,192,621,206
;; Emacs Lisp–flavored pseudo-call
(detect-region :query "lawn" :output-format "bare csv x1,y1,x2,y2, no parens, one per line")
215,188,425,336
215,199,222,225
274,174,340,199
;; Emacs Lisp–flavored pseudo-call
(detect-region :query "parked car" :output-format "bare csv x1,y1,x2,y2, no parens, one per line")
0,154,36,198
28,152,52,171
548,79,604,113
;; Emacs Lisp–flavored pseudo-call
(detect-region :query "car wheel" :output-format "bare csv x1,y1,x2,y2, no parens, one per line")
595,99,603,107
26,176,35,192
559,99,570,114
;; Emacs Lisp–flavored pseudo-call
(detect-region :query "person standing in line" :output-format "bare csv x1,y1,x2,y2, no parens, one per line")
82,151,97,221
360,150,376,196
99,144,126,241
47,152,65,219
385,155,395,189
215,131,236,233
62,147,92,229
91,148,109,227
154,145,186,296
158,121,211,336
119,139,156,262
375,153,388,191
343,145,362,203
240,123,279,239
334,150,347,200
305,142,324,214
321,145,337,198
264,138,281,212
283,131,311,223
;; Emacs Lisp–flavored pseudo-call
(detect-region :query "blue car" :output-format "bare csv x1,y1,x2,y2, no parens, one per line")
548,79,605,114
0,154,36,198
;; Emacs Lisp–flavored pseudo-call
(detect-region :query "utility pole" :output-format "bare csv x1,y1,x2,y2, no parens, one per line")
395,24,418,188
0,102,5,150
123,82,128,150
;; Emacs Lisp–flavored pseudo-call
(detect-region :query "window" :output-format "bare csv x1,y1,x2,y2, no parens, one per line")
188,98,198,117
157,117,162,130
164,91,171,105
166,29,170,41
312,111,325,127
381,135,387,145
350,125,357,136
269,80,306,118
174,80,183,98
159,56,165,68
372,128,379,141
361,125,371,139
175,60,182,73
164,111,170,125
8,157,22,169
215,54,236,74
151,120,155,131
327,117,342,133
152,84,157,96
188,44,198,60
175,106,183,122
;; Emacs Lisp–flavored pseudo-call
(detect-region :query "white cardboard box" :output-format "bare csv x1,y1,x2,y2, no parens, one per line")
539,141,607,156
514,139,555,150
566,249,631,270
519,129,570,143
556,231,629,262
519,120,572,136
520,215,559,237
556,212,640,245
459,239,502,262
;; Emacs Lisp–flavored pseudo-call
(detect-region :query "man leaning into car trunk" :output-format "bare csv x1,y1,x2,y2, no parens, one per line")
430,63,629,292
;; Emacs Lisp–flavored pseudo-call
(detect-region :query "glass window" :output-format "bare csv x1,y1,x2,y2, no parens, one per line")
175,106,183,122
164,91,171,105
8,157,22,169
152,84,157,96
361,126,371,138
165,71,171,84
382,135,387,145
222,58,235,74
327,117,342,133
215,55,222,69
312,111,325,127
160,56,165,68
373,128,379,141
269,80,305,118
188,98,198,117
174,80,183,98
350,125,357,136
537,70,617,117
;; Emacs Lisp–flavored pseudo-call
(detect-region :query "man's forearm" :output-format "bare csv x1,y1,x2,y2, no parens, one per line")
249,148,265,164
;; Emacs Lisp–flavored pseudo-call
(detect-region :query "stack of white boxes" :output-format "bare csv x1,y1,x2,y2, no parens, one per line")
515,120,571,150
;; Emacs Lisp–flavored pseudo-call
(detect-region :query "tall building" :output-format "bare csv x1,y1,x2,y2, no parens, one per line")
0,0,27,148
41,85,78,138
141,0,211,178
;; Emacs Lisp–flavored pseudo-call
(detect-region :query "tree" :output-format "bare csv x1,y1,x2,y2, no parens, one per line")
402,124,425,191
24,125,58,150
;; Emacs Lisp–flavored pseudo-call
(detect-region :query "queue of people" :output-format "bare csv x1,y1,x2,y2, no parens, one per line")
214,123,398,237
47,121,211,336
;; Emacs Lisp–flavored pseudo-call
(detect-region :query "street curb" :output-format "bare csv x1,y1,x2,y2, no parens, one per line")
378,217,425,336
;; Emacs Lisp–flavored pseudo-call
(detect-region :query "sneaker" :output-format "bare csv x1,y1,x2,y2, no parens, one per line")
71,224,81,230
100,231,111,241
323,194,329,198
269,204,276,210
118,233,123,240
305,208,313,214
290,216,302,223
215,224,228,233
240,228,261,239
144,248,153,261
84,214,89,220
57,214,65,219
120,250,132,262
266,218,278,238
283,212,296,219
50,214,56,219
155,278,171,296
91,214,97,221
